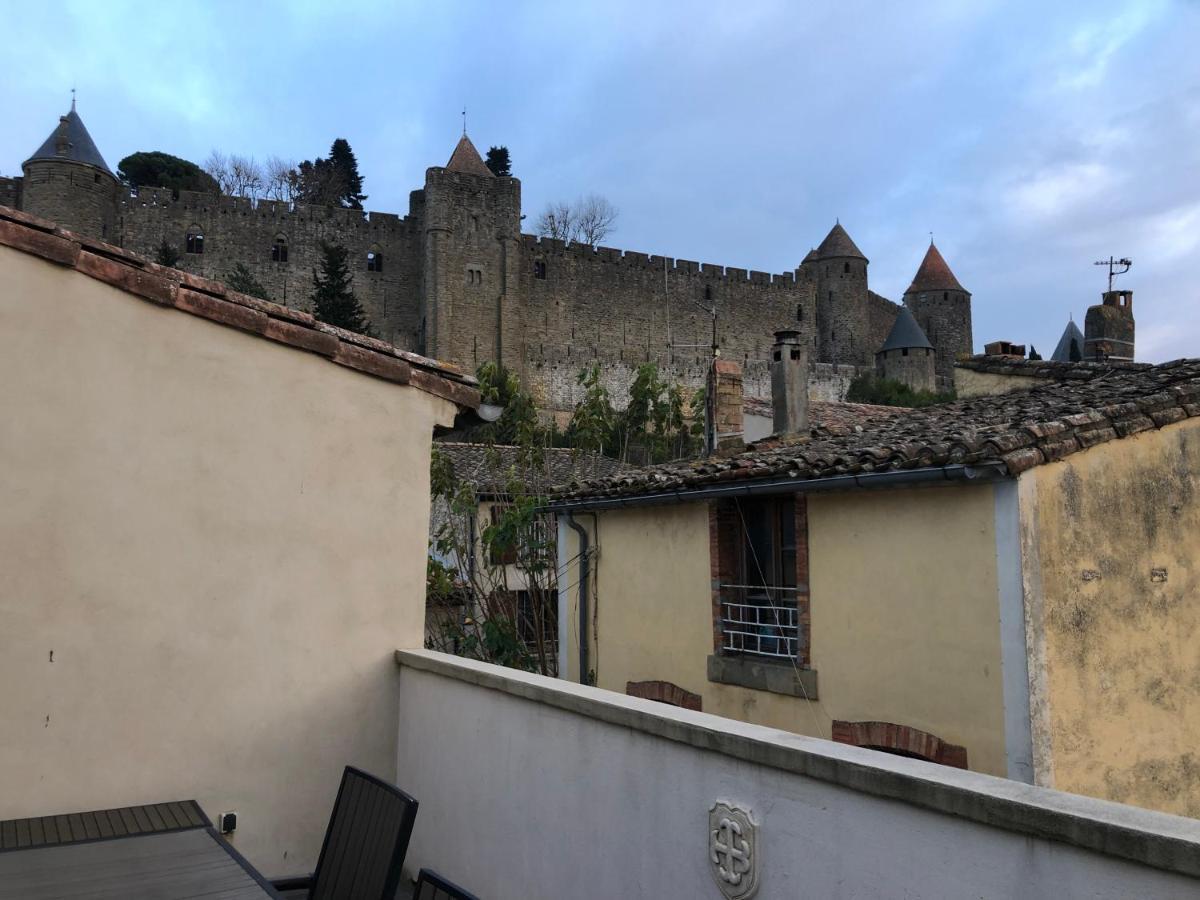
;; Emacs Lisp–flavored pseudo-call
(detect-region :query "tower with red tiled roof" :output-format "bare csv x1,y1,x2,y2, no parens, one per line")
813,222,872,368
420,132,523,377
902,242,972,381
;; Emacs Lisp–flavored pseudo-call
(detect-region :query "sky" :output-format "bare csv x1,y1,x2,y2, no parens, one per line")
3,0,1198,361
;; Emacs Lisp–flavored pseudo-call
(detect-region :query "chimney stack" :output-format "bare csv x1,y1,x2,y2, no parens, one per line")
772,330,809,436
706,358,744,455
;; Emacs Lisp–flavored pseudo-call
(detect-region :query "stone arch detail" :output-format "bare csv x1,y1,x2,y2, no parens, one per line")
626,680,702,711
831,720,968,769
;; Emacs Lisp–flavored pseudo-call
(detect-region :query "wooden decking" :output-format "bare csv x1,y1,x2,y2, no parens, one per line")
0,827,277,899
0,800,209,850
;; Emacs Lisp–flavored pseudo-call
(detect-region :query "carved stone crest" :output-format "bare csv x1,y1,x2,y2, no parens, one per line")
708,801,759,899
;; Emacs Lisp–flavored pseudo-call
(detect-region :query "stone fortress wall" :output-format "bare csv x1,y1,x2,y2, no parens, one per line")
8,111,970,411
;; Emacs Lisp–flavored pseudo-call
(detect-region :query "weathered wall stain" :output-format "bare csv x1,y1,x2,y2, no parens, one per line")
1027,418,1200,816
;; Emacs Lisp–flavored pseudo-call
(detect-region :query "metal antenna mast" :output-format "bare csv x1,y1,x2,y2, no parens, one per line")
1093,256,1132,293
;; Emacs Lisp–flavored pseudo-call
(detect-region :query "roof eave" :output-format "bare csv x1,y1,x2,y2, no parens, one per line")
546,461,1011,512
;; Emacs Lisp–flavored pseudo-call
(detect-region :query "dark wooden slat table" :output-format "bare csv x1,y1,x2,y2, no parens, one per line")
0,802,281,899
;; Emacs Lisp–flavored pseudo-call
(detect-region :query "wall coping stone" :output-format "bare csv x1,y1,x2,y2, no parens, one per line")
395,648,1200,879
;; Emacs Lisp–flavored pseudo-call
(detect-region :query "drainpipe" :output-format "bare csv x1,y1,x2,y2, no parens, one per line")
564,513,590,685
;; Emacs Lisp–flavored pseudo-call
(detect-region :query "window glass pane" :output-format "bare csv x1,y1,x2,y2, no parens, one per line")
778,498,796,588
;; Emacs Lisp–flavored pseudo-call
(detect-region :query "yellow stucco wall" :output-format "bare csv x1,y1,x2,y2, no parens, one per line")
955,367,1052,399
1023,419,1200,815
0,246,456,872
567,482,1011,775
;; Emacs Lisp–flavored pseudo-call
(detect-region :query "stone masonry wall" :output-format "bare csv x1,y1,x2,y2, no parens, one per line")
907,288,972,381
118,187,425,350
21,161,118,241
0,176,20,211
518,235,814,410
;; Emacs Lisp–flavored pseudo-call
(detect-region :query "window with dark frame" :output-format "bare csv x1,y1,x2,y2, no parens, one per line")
534,260,547,279
715,496,805,662
367,250,383,273
272,237,288,263
185,228,204,254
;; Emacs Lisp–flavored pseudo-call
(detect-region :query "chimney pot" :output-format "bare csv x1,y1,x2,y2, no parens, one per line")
772,330,809,436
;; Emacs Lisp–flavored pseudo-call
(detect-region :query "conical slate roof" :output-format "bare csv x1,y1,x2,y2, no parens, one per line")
815,222,866,260
1051,319,1085,362
801,248,818,264
445,135,494,177
24,108,112,175
905,243,966,294
878,307,933,353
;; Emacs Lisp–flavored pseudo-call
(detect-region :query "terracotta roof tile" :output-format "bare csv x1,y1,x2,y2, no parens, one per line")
955,355,1150,380
905,243,965,294
0,204,479,409
445,135,494,178
550,359,1200,502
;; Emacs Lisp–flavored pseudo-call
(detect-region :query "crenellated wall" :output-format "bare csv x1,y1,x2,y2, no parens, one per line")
118,187,426,350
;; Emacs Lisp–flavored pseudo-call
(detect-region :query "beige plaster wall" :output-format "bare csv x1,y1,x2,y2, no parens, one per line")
955,367,1052,399
1022,419,1200,816
569,482,1010,775
0,246,455,873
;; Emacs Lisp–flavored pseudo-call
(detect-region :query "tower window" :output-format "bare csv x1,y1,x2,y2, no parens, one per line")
367,250,383,273
704,285,713,302
272,237,288,263
902,348,909,356
843,262,850,274
534,260,547,279
796,304,803,321
94,173,101,184
185,227,204,254
943,292,948,300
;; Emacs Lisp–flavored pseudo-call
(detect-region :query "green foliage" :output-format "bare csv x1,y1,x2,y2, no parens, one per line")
226,263,271,301
566,362,700,463
462,362,546,446
310,241,372,335
117,151,220,193
845,374,955,408
294,139,366,209
485,146,512,177
154,238,180,268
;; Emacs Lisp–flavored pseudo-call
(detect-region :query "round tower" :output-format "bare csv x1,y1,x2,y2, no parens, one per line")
903,242,972,383
876,307,936,392
813,222,871,367
20,103,119,240
1084,291,1135,361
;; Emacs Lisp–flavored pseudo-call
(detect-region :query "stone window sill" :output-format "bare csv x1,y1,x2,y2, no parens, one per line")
707,654,818,699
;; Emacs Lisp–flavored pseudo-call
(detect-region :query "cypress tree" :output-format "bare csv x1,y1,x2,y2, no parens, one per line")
226,262,271,301
327,139,366,209
155,238,180,268
311,241,372,335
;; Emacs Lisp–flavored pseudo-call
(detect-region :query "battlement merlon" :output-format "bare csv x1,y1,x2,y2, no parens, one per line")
520,235,806,287
120,185,417,230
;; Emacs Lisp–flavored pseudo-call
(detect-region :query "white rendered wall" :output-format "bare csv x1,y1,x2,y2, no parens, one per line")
395,651,1200,900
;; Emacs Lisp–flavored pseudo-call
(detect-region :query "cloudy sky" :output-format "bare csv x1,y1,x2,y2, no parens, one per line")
3,0,1198,360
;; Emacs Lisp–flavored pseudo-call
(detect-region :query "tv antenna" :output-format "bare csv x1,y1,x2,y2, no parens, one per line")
1093,256,1131,293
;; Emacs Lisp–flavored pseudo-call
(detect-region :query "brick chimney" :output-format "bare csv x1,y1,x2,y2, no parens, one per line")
706,358,744,455
772,330,809,435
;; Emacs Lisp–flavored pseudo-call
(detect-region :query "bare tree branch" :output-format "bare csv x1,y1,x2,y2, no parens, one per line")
574,193,618,245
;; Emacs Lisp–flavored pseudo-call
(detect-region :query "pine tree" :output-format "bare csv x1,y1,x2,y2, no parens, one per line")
226,263,270,301
486,146,512,177
154,238,180,268
327,139,366,209
310,241,372,335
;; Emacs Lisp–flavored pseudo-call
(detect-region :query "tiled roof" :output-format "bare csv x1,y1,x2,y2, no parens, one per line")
879,307,933,352
0,204,479,408
955,355,1150,380
445,135,494,178
905,243,965,294
743,398,902,432
551,359,1200,502
25,109,113,175
436,442,633,496
815,223,866,260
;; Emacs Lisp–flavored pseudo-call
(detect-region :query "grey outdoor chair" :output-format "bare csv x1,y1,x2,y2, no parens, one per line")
272,766,419,900
413,868,482,900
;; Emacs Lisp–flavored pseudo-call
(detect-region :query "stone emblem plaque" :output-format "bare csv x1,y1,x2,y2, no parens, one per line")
708,801,759,899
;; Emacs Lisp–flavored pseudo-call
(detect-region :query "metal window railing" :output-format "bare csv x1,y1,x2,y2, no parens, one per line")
719,585,799,660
